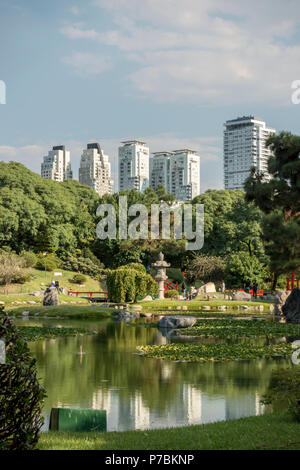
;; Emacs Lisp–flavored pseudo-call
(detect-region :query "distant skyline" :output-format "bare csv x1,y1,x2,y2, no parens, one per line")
1,0,300,192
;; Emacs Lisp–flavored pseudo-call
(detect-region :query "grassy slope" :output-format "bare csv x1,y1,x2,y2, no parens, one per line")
38,412,300,450
1,268,104,295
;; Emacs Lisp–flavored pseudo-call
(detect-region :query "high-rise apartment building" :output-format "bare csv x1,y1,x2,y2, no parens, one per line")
223,116,276,190
41,145,73,181
150,149,200,201
119,140,149,192
79,143,114,196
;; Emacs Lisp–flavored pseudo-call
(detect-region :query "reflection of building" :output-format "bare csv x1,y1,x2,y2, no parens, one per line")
225,391,265,420
89,383,266,432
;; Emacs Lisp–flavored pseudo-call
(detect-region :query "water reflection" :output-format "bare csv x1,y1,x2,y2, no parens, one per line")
18,318,293,432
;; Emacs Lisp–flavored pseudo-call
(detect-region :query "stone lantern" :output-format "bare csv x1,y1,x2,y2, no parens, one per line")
152,252,170,300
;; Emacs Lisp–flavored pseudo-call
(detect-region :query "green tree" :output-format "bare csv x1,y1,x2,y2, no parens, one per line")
245,132,300,288
225,252,269,289
192,190,265,259
106,264,158,302
186,254,226,283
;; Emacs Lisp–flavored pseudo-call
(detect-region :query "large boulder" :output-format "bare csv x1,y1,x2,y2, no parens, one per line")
158,316,197,329
282,288,300,324
232,291,252,302
43,287,59,306
198,282,216,294
30,290,44,297
113,310,139,321
275,290,291,316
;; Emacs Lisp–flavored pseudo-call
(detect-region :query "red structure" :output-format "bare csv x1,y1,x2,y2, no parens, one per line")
286,272,300,291
239,288,264,296
164,281,178,293
68,288,108,300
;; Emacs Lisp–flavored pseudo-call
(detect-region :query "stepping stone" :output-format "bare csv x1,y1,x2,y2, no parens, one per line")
202,306,211,311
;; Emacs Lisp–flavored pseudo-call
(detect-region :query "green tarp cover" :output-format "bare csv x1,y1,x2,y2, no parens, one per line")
49,408,107,432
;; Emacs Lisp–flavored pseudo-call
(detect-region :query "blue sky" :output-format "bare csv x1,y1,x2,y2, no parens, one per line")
0,0,300,191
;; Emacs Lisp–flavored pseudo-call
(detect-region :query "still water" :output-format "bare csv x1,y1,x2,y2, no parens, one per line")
17,317,292,432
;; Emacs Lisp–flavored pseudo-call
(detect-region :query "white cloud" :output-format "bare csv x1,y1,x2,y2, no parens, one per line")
62,51,112,76
61,0,300,104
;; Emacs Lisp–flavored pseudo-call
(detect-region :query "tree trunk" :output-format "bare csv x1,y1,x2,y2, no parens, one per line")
272,273,278,291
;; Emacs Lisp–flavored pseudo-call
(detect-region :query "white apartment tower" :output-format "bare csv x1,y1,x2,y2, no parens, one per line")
41,145,73,182
119,140,149,192
224,116,276,190
79,143,114,196
150,149,200,201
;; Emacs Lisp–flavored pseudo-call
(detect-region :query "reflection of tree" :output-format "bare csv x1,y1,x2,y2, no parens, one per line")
29,322,292,424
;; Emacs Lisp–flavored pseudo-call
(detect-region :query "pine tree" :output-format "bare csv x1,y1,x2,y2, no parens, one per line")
245,132,300,289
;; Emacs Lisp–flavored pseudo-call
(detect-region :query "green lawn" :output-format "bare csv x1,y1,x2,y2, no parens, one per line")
9,304,112,318
0,293,91,307
38,412,300,450
138,299,273,313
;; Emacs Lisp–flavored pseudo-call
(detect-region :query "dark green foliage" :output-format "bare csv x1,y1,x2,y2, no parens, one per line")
192,190,265,258
186,254,226,283
70,273,87,284
0,309,46,449
106,264,158,302
35,253,60,271
0,162,100,259
62,255,104,278
245,132,300,284
262,367,300,421
225,252,269,289
166,268,184,284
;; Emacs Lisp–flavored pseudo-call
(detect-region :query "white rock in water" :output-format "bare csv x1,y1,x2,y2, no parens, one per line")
232,291,252,302
158,316,197,329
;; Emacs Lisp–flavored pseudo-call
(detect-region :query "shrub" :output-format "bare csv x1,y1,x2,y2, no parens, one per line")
107,264,158,302
185,254,226,284
164,289,178,299
70,273,87,284
261,367,300,421
62,256,104,278
35,253,60,271
0,308,46,449
20,251,37,268
0,252,27,289
225,252,269,289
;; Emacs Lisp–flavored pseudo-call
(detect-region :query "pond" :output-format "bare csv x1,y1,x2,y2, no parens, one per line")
16,316,295,432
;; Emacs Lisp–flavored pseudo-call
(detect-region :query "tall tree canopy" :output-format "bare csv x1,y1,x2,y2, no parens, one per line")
244,132,300,286
0,162,99,258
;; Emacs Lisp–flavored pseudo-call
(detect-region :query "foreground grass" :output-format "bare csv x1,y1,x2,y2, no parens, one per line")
38,412,300,450
17,326,95,341
9,305,112,318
